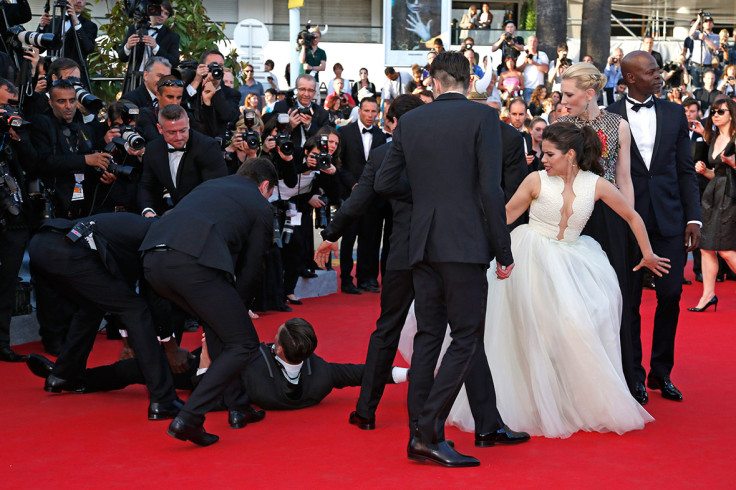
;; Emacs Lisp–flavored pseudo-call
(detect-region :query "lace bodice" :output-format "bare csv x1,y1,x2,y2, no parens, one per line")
529,170,599,242
557,111,622,184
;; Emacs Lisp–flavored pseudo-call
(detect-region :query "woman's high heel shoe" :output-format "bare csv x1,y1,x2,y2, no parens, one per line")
687,296,718,312
285,296,303,305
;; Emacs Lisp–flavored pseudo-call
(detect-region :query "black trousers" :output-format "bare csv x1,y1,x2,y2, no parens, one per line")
631,226,687,383
355,199,391,285
0,227,29,346
28,231,177,403
143,249,260,426
410,261,490,443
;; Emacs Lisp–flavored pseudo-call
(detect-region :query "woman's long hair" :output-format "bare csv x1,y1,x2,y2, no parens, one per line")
542,121,604,175
704,98,736,145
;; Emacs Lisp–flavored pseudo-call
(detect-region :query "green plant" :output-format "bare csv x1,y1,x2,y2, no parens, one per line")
87,0,242,102
519,0,537,31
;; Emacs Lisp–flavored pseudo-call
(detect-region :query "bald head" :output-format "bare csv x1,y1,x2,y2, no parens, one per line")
621,51,662,100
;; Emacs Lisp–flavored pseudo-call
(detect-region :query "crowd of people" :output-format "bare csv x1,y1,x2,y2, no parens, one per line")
0,0,734,466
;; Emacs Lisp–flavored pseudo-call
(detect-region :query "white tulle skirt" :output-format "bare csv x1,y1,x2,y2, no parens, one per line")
399,225,653,439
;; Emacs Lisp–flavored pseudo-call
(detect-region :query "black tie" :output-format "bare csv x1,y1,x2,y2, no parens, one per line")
168,148,184,154
627,98,654,112
152,99,159,110
362,127,372,134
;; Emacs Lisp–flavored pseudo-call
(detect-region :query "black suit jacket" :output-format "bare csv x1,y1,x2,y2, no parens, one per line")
136,106,204,143
121,84,155,110
137,129,227,214
375,92,511,266
140,174,273,303
40,15,97,66
117,24,180,68
323,142,411,271
337,122,387,194
607,98,701,236
30,114,98,215
242,343,374,410
272,100,330,146
500,122,529,203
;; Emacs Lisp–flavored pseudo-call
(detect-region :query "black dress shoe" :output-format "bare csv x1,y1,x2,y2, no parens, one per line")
407,438,480,467
26,353,55,378
682,277,692,285
368,278,380,288
167,417,219,446
341,283,362,295
42,337,63,357
633,382,648,405
358,282,380,293
299,270,318,279
229,406,266,429
349,411,375,430
475,425,530,447
695,273,703,283
647,375,683,401
149,398,185,421
44,374,86,393
0,345,27,362
275,304,293,312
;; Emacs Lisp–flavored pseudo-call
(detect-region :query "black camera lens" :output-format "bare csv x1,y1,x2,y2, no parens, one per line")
207,62,224,81
243,130,260,150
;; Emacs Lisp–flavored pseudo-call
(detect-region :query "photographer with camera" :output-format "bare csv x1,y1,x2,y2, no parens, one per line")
184,49,240,141
223,110,263,174
138,104,226,217
37,0,97,73
516,35,549,103
491,19,524,75
548,41,572,92
688,11,719,89
0,78,37,362
118,0,179,71
717,65,736,98
323,78,355,127
272,74,329,147
297,26,326,86
603,47,624,105
663,55,690,90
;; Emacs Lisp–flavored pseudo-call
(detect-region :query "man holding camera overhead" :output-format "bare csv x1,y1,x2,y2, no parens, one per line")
117,0,180,70
138,104,226,217
687,11,720,89
184,49,240,141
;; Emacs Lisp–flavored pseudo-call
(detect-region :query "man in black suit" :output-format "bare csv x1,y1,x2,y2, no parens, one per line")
141,158,276,446
117,0,180,70
375,51,514,467
508,98,536,168
336,97,387,294
121,57,172,110
272,74,330,147
184,49,240,140
27,213,184,420
138,104,227,216
27,318,408,411
37,0,97,74
136,75,203,142
608,51,702,404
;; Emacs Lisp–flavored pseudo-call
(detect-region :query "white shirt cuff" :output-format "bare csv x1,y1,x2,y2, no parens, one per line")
196,368,208,376
186,85,197,97
687,220,702,227
141,208,157,217
391,367,408,383
119,329,128,338
124,45,131,56
152,45,160,55
74,23,82,31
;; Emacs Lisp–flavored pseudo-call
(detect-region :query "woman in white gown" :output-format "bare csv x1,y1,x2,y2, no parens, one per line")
400,122,668,438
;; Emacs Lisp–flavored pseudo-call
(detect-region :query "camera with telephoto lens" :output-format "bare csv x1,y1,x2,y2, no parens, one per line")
207,62,224,81
298,22,317,46
315,134,332,171
272,206,283,247
100,140,142,182
117,124,145,151
66,77,104,114
4,25,60,52
275,113,294,156
315,196,329,229
242,111,261,150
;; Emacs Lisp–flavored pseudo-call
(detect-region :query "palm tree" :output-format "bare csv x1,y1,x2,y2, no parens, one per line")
580,0,612,72
536,0,568,62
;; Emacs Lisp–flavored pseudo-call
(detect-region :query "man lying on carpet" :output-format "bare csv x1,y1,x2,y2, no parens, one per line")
26,317,408,413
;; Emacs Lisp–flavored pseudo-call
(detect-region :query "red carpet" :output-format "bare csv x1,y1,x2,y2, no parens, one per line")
2,267,735,487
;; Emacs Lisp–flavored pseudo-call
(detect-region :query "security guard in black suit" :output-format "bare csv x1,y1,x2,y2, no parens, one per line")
28,213,183,420
141,158,277,446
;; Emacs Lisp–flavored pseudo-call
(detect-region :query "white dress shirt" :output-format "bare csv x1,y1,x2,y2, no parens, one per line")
357,119,373,160
625,96,656,170
167,144,185,187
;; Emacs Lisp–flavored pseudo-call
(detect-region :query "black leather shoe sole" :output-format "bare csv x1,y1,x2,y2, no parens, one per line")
358,284,380,293
349,411,375,430
167,418,219,446
341,285,362,295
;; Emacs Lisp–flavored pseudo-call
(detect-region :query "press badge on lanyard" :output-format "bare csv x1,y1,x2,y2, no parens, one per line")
72,173,84,201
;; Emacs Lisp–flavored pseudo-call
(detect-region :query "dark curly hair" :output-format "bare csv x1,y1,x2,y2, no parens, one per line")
542,122,604,175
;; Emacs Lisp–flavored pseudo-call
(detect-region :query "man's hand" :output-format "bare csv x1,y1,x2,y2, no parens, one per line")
164,341,195,374
199,333,211,370
299,112,313,128
23,47,40,72
141,35,157,48
685,223,701,252
309,195,326,208
288,108,301,129
495,262,514,280
85,153,111,171
125,35,141,49
314,240,338,268
35,77,47,93
143,211,156,218
525,154,535,166
99,171,116,185
66,3,78,25
104,127,121,144
39,12,51,28
201,79,216,106
119,339,135,360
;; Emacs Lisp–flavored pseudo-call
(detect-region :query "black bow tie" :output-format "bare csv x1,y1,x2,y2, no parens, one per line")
168,148,185,154
627,98,654,112
362,127,373,134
